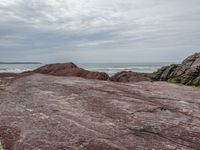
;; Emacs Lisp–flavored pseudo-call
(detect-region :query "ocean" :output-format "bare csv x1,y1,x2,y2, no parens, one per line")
0,63,172,74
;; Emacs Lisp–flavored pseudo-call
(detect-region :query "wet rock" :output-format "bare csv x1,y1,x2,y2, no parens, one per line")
152,53,200,86
110,71,151,82
32,62,109,80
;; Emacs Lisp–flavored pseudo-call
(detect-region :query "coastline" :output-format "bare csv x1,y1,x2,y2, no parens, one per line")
0,62,170,74
0,53,200,149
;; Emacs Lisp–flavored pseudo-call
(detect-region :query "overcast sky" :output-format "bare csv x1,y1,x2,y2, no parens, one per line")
0,0,200,63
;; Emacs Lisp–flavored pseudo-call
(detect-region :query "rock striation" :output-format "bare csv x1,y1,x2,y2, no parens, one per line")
110,71,151,82
32,62,109,80
152,53,200,86
0,74,200,149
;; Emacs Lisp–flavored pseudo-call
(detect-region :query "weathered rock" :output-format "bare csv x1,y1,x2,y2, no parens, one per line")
32,62,109,80
0,73,19,78
182,52,200,67
152,53,200,86
0,72,34,89
0,74,200,149
0,126,20,150
110,71,151,82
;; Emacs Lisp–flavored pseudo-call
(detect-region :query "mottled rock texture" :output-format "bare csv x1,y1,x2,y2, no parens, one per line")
0,74,200,150
152,53,200,86
33,62,109,80
110,71,151,82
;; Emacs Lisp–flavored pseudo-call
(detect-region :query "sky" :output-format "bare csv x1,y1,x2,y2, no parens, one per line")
0,0,200,63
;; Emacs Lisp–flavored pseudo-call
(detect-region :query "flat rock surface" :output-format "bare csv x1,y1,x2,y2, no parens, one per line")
0,74,200,150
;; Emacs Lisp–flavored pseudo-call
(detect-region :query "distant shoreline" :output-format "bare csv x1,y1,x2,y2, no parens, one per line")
0,62,168,74
0,62,42,64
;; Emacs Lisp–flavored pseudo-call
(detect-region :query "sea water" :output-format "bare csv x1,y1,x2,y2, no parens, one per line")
0,62,171,74
0,64,42,73
78,63,171,74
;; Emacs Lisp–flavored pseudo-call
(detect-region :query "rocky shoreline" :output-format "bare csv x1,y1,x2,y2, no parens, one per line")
151,53,200,87
1,53,200,87
0,53,200,150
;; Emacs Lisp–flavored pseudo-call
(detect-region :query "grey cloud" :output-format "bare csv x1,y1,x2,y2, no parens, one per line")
0,0,200,62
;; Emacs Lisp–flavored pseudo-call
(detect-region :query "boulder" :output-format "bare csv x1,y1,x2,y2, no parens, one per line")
152,53,200,86
110,71,152,82
32,62,109,80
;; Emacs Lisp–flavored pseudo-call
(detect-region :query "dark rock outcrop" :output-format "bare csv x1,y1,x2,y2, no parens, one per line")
152,53,200,86
110,71,152,82
32,62,109,80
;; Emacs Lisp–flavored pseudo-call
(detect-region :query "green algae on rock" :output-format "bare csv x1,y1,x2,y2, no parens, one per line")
152,53,200,87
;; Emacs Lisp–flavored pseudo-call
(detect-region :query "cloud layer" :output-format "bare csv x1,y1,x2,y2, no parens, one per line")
0,0,200,62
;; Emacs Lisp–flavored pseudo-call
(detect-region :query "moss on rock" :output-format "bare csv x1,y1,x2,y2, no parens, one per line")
191,79,200,87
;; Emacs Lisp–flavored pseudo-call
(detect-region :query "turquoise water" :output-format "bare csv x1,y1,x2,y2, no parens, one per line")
0,63,171,74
